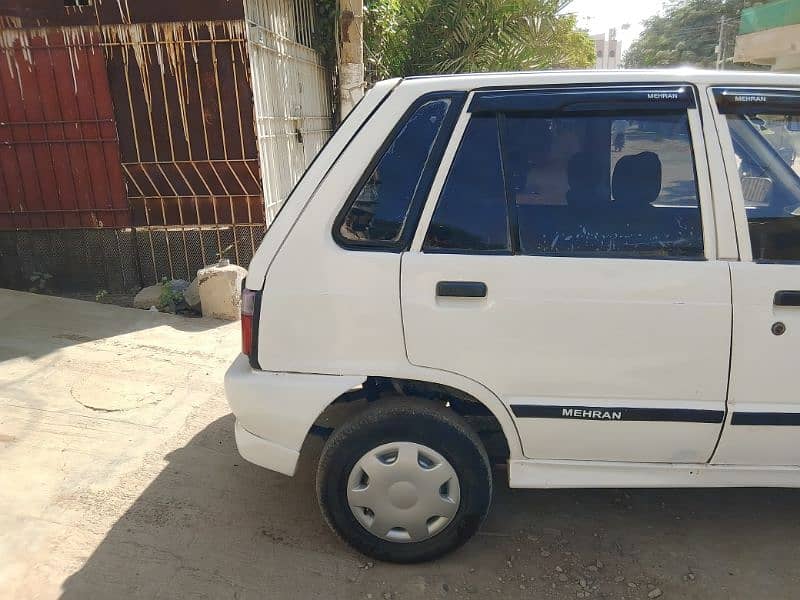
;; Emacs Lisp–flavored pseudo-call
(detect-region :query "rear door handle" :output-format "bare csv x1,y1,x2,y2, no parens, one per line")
436,281,487,298
774,290,800,306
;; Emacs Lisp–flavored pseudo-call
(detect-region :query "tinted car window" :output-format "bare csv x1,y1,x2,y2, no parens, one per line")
422,107,703,258
338,99,451,245
725,113,800,261
504,112,703,258
423,115,510,252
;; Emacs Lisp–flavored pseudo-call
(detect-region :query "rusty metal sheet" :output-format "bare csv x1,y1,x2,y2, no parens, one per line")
105,21,264,231
0,3,96,28
0,0,244,27
95,0,245,26
104,22,256,162
0,0,58,18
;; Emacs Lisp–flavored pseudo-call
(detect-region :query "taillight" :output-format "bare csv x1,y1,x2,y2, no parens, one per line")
241,288,257,356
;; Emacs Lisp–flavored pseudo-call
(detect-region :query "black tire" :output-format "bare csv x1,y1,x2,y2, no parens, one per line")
316,398,492,563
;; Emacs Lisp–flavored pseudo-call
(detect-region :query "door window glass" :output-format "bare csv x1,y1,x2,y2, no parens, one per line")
723,113,800,261
423,115,510,252
505,112,703,258
338,98,451,245
422,94,704,258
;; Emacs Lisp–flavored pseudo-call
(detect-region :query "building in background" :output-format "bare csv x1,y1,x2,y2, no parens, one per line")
734,0,800,72
591,29,620,69
0,0,334,293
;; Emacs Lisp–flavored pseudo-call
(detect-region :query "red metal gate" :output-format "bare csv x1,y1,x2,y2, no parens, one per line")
0,30,128,230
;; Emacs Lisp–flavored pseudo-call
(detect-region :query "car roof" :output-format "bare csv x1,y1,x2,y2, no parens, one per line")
397,69,800,92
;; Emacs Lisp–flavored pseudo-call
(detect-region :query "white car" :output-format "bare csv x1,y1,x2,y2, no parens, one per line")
225,69,800,562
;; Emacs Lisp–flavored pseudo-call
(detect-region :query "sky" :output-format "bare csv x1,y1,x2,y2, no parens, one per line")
565,0,667,56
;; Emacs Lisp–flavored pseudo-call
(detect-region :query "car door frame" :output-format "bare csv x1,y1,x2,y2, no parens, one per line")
412,84,722,259
706,85,800,466
402,82,734,464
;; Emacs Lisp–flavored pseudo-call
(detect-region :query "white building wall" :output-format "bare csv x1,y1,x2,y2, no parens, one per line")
592,31,620,69
734,23,800,72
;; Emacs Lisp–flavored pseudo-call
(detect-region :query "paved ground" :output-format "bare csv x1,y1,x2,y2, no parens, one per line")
2,289,800,599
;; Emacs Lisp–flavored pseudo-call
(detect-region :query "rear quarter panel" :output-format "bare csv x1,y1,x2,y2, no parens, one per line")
256,82,441,375
245,79,400,290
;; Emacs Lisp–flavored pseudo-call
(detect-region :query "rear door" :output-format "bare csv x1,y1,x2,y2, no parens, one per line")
401,85,732,463
710,87,800,466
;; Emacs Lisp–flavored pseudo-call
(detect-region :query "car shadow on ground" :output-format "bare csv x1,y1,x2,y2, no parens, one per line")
60,414,800,600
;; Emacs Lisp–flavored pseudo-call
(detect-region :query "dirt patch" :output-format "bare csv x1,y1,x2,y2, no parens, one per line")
52,333,94,343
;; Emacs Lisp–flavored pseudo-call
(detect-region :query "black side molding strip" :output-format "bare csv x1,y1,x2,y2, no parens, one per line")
510,405,724,424
731,412,800,426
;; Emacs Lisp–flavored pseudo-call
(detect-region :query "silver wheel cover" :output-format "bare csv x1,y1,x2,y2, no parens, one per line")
346,441,461,543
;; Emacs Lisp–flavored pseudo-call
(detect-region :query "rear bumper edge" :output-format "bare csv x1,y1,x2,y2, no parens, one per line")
234,420,299,477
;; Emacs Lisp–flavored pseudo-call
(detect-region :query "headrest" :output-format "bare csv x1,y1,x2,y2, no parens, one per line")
612,151,662,206
567,151,594,191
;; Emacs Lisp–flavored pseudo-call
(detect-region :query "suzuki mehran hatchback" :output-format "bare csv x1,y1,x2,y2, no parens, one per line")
226,70,800,562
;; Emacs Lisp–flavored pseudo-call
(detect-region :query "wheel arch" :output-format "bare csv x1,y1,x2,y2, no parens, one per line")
307,370,523,462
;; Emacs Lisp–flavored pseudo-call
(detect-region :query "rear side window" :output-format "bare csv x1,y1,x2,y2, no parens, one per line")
424,106,703,259
337,97,454,248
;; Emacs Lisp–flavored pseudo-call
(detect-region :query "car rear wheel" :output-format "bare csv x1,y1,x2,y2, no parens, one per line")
316,399,492,563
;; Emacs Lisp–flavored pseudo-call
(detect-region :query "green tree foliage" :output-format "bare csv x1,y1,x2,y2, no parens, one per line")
623,0,763,69
363,0,407,80
364,0,595,80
